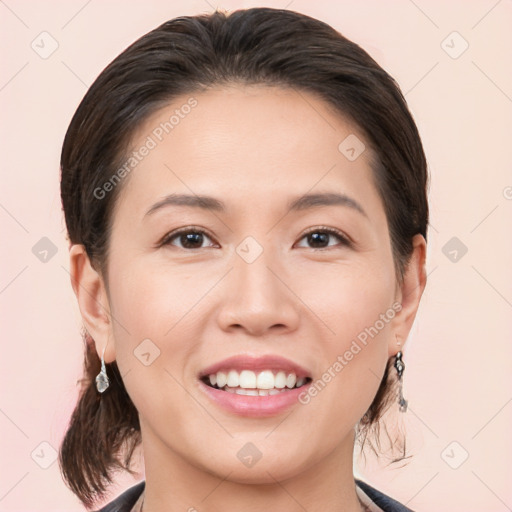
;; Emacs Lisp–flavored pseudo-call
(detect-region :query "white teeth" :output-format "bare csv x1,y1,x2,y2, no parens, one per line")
235,388,259,396
274,371,286,388
225,386,286,395
256,370,275,389
216,371,227,388
227,370,239,387
206,369,308,391
286,373,297,388
239,370,257,389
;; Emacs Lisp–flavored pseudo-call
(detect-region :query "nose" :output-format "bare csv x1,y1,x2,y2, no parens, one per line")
216,247,301,337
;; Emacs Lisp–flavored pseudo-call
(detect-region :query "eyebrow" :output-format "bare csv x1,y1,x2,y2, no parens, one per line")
144,192,367,218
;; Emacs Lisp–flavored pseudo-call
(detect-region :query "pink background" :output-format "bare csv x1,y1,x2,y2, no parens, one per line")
1,1,511,511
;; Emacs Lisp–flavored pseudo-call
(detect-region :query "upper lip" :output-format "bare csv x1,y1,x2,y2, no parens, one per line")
199,354,312,380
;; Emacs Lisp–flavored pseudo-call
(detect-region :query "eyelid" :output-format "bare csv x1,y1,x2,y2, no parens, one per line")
157,225,217,248
298,225,353,248
157,225,353,249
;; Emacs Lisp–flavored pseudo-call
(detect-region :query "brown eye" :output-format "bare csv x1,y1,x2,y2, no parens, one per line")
161,228,216,250
296,227,351,249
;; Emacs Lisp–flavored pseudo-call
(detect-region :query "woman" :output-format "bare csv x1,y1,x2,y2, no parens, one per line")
59,7,428,512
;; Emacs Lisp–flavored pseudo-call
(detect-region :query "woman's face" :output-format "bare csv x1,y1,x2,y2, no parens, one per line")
98,85,415,482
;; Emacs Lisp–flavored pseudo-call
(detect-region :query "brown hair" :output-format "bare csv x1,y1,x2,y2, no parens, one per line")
59,7,428,508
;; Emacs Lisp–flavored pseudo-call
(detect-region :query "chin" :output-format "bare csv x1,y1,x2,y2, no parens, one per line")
190,440,314,485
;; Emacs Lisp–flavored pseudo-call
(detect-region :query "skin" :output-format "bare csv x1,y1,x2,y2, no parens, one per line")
70,85,426,512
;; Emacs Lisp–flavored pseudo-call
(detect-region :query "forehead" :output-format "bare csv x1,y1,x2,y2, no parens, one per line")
114,85,382,218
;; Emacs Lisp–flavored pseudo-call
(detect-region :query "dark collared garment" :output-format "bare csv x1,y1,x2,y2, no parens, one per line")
94,479,414,512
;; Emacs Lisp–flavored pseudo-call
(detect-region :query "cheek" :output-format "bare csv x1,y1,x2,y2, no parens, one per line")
108,256,199,337
106,258,202,378
299,255,396,341
298,259,395,418
337,263,395,365
106,262,204,426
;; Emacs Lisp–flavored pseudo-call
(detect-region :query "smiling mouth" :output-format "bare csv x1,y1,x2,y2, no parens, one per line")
200,369,312,396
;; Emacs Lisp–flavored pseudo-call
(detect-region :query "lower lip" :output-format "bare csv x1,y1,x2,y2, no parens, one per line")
198,380,310,417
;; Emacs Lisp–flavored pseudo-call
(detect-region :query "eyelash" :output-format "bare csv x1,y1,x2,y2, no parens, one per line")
158,225,352,250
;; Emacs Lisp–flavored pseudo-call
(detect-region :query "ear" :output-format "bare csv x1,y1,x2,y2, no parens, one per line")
69,244,116,363
388,234,427,356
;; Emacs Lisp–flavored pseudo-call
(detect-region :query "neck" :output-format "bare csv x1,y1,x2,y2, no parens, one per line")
139,423,367,512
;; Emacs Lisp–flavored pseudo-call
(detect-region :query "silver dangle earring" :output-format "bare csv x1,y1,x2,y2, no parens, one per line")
95,345,110,393
394,351,407,412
